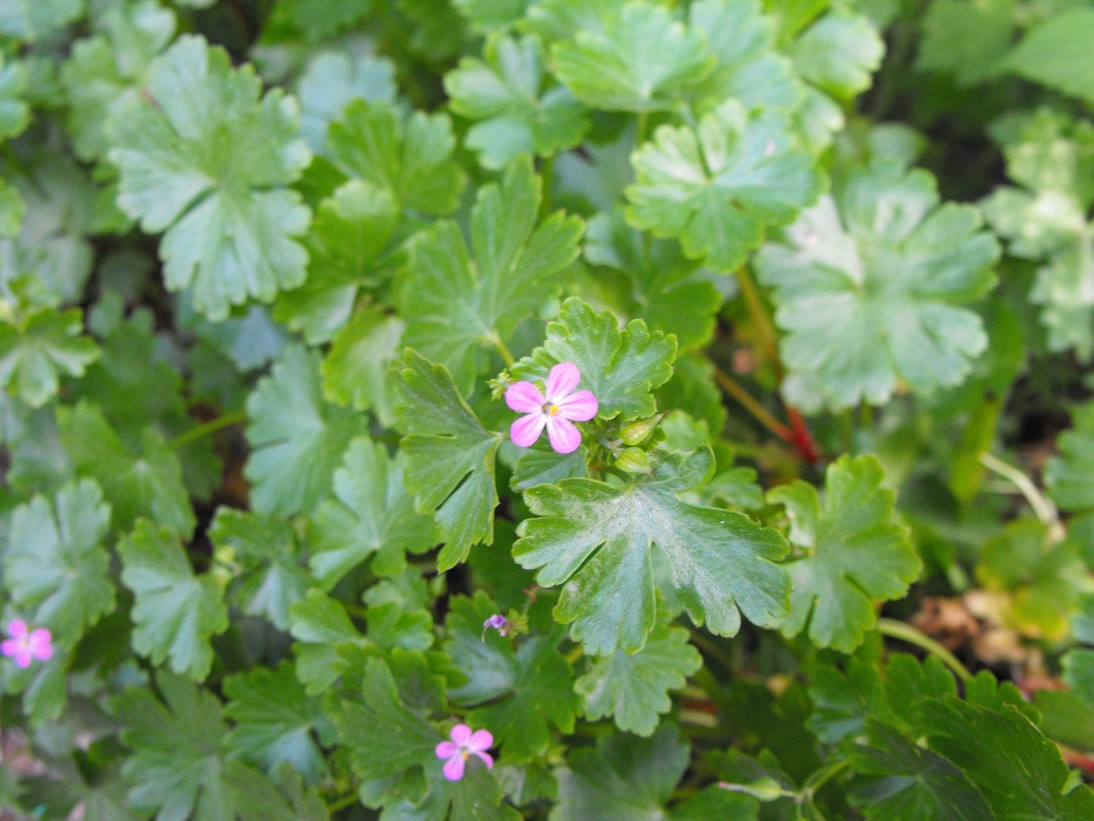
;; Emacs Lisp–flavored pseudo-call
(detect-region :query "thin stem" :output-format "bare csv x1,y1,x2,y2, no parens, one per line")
877,617,973,683
487,331,516,367
167,409,247,451
326,793,361,813
801,758,852,799
712,366,792,443
735,267,784,380
636,112,649,147
979,452,1063,538
538,154,555,220
688,628,737,675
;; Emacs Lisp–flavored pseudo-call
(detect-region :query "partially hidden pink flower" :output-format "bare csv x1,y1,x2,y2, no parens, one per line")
505,362,598,454
1,619,53,669
435,723,494,781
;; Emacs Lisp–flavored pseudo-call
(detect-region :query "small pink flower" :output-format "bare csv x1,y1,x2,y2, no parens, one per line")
505,362,598,454
1,620,53,669
482,613,508,638
435,723,494,781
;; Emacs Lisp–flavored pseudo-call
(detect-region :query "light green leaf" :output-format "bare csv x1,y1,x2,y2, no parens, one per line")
118,520,229,681
1047,402,1094,512
552,724,689,820
0,0,83,41
445,34,589,169
308,435,436,588
297,52,396,153
445,593,579,762
626,100,823,272
452,0,530,30
0,305,99,408
244,344,368,516
273,180,398,345
575,618,701,736
514,448,790,654
551,1,714,112
209,508,310,631
768,455,920,652
584,209,721,350
0,55,28,142
363,574,436,651
758,159,999,409
6,479,112,645
61,0,176,161
510,297,677,422
981,110,1094,358
401,157,584,393
116,673,233,821
321,306,404,425
57,400,195,537
687,0,801,112
223,662,328,784
394,351,502,570
108,35,311,320
916,0,1013,87
790,11,884,100
288,590,365,695
327,99,465,216
1002,8,1094,106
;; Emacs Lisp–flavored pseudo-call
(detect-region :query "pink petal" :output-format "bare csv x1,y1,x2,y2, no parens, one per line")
31,643,53,662
13,648,31,668
474,751,494,769
546,362,581,402
546,415,581,454
505,381,545,413
435,741,459,759
442,754,466,781
468,729,494,752
510,412,546,448
7,619,27,638
1,639,18,659
557,390,598,422
449,724,472,745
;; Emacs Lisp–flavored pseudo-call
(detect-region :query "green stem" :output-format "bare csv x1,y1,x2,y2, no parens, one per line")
539,154,555,220
801,757,852,800
979,452,1063,538
167,409,248,451
735,266,784,380
326,792,361,813
688,628,736,676
488,331,516,367
636,111,649,147
712,366,793,443
877,618,973,682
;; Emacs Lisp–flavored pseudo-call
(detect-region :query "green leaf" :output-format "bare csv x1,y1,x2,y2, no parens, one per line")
510,297,677,421
108,36,311,320
981,110,1094,359
400,157,584,392
445,593,579,761
273,180,398,345
687,0,801,112
552,724,689,819
452,0,529,30
0,55,28,142
551,2,714,112
1001,8,1094,106
6,479,113,645
297,52,396,153
61,1,176,161
916,0,1013,87
768,455,920,652
223,661,328,784
1045,402,1094,512
584,209,722,350
57,400,195,537
327,99,465,216
790,11,884,100
394,351,502,571
626,100,823,272
329,656,439,784
244,344,367,516
0,305,99,408
116,673,232,821
118,520,229,681
514,448,790,654
916,695,1094,818
757,159,999,409
848,721,993,820
363,574,436,651
320,306,404,425
209,508,310,631
288,590,365,695
309,435,436,588
0,0,83,41
574,617,701,736
446,34,589,169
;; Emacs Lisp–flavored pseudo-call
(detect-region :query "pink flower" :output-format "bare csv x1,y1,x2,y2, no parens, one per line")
435,723,494,781
505,362,598,454
1,620,53,668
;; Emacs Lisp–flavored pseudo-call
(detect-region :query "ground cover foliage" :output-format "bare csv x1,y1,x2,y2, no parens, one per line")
4,0,1094,818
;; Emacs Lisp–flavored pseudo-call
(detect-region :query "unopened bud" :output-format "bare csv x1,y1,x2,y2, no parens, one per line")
620,413,665,446
616,447,651,474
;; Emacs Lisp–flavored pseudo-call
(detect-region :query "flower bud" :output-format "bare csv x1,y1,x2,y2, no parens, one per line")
620,413,665,446
616,447,651,474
